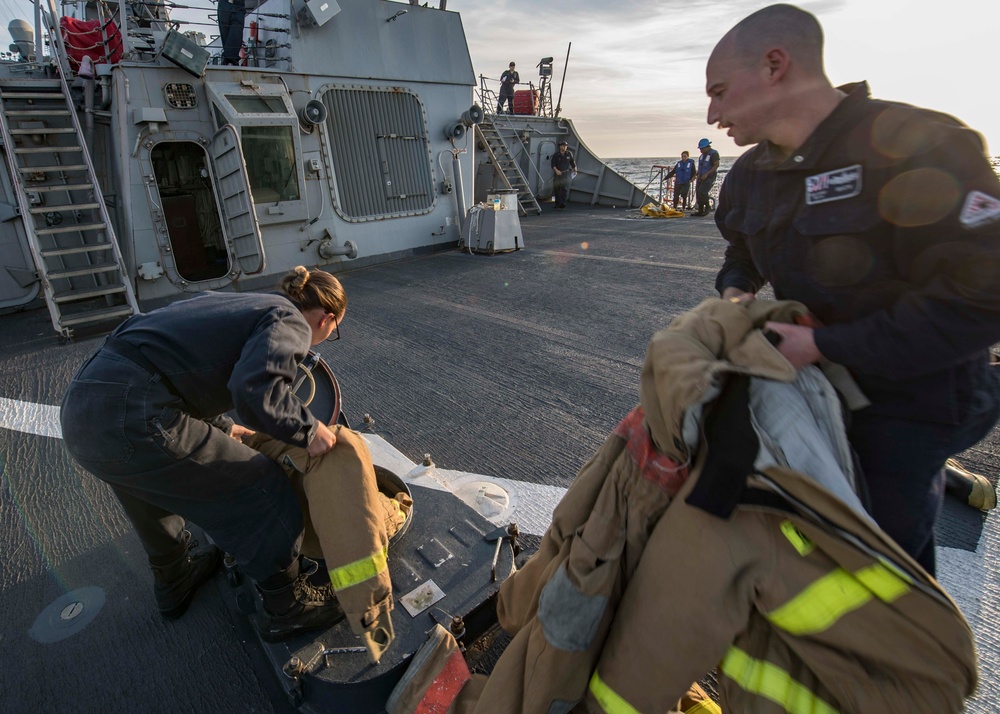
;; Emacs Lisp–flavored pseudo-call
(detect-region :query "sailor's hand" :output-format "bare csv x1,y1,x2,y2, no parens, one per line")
722,287,755,305
763,321,821,369
554,168,562,176
230,424,255,442
307,421,337,456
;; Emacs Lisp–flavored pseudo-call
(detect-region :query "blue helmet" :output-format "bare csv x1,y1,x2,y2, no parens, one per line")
698,138,712,149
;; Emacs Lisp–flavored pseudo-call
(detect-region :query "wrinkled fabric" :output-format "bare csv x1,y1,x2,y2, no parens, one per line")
465,298,975,713
248,427,399,662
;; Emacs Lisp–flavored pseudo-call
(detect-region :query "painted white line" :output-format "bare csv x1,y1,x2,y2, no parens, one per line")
0,397,62,439
0,400,570,537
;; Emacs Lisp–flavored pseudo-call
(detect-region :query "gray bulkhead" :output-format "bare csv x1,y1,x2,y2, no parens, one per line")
111,0,477,306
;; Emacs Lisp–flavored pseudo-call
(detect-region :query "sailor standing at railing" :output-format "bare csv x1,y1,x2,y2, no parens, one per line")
218,0,246,65
497,61,519,114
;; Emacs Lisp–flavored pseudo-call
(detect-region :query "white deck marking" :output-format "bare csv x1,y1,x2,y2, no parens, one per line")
0,397,63,438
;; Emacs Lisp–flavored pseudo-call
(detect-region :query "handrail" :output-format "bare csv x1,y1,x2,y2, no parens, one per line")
45,0,75,77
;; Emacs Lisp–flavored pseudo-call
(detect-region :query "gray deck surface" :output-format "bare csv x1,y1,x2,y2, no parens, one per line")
1,205,997,712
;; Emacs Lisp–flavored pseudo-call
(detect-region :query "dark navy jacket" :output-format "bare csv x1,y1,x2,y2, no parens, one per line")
551,149,576,173
110,291,317,445
715,82,1000,424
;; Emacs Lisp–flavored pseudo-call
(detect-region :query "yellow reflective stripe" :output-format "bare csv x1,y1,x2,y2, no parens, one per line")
855,561,911,602
328,546,388,591
766,563,910,636
721,646,839,714
588,669,641,714
685,699,722,714
780,520,815,556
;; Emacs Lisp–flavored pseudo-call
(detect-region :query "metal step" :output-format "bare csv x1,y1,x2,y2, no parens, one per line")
28,183,94,192
9,127,77,135
30,202,100,214
58,304,135,328
15,146,84,154
5,110,71,117
41,243,113,258
18,165,88,173
48,263,120,280
0,92,67,100
36,222,107,236
53,283,127,303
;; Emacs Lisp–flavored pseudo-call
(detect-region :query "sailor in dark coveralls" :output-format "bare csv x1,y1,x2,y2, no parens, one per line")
708,5,1000,574
497,61,519,114
61,267,351,640
550,140,577,210
218,0,247,66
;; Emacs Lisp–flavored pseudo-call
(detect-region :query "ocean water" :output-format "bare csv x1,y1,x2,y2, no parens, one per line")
606,157,736,205
607,156,1000,204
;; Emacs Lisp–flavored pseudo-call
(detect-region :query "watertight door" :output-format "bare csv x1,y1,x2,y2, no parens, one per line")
208,125,265,275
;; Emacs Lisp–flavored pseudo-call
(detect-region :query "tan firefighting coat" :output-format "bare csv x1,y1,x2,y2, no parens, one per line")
248,426,409,663
471,298,977,713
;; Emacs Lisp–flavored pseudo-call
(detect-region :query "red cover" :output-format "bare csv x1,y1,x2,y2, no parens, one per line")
59,16,123,69
512,89,538,115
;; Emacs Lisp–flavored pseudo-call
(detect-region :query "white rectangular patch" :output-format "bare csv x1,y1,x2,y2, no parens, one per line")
399,579,446,617
959,190,1000,229
804,164,863,205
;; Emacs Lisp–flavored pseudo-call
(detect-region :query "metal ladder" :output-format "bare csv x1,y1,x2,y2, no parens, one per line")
0,77,138,338
475,119,542,216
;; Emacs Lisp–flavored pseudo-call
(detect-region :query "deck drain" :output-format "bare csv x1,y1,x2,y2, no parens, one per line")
29,586,106,643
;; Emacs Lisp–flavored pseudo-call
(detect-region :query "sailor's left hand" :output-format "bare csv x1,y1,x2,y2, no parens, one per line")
230,424,255,442
763,321,821,369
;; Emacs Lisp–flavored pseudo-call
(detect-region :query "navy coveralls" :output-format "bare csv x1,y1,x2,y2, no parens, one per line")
218,0,246,65
497,69,519,114
61,292,318,580
715,82,1000,573
551,149,577,209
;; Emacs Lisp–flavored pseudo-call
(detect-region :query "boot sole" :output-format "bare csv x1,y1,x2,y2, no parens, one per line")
255,606,347,643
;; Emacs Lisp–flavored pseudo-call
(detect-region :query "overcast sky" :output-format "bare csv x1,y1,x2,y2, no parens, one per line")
452,0,999,158
2,0,995,159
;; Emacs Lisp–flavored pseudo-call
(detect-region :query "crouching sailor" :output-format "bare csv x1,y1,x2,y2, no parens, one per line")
60,266,365,643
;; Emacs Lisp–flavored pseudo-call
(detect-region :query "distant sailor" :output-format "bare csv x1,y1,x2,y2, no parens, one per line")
692,138,720,216
666,150,696,209
497,61,519,114
218,0,246,65
550,140,577,210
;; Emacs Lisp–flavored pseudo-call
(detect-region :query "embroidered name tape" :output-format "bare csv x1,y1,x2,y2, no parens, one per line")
805,164,863,205
959,190,1000,229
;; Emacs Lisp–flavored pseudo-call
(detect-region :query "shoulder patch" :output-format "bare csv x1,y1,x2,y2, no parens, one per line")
959,191,1000,229
804,165,862,205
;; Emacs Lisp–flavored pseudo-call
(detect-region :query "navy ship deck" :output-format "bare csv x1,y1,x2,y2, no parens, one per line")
2,205,998,712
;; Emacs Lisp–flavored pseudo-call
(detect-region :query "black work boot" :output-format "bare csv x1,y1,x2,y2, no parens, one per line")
944,459,997,511
150,530,222,619
255,557,346,642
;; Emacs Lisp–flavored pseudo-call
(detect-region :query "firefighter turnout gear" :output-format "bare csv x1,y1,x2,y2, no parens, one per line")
388,298,977,713
248,426,408,663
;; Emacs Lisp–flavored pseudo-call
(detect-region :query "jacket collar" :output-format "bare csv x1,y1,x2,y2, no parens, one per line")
752,81,871,171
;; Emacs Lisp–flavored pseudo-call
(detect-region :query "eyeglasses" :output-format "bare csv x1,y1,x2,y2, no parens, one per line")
325,314,341,342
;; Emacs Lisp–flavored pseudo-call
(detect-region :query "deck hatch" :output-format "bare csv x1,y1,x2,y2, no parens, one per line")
321,86,434,221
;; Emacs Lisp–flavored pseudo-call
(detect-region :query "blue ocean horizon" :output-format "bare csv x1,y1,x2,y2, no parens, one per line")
607,155,1000,203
